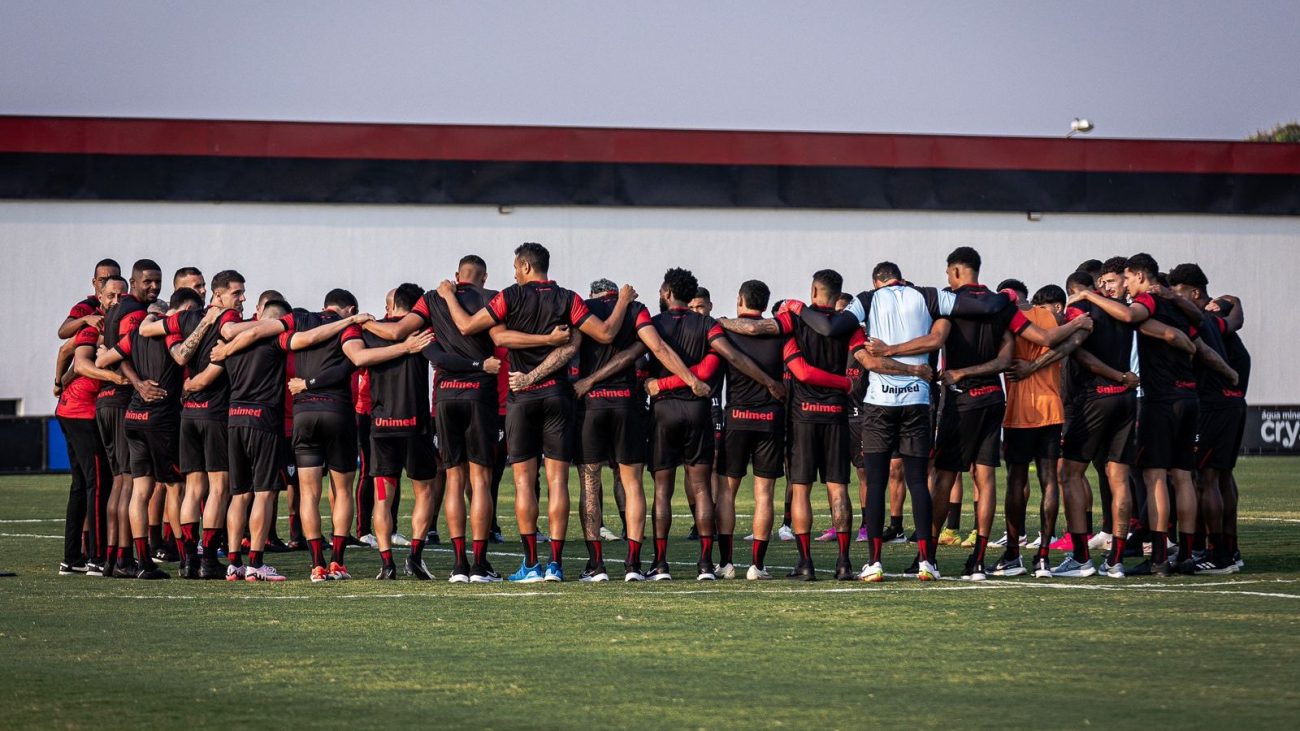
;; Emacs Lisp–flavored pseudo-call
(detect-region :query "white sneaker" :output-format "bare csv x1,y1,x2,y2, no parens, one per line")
1027,533,1052,549
858,561,884,582
991,532,1009,547
391,532,411,547
1088,532,1113,551
537,531,551,544
743,533,755,541
1099,559,1125,578
777,525,795,541
1051,556,1097,578
715,562,736,579
245,564,287,582
225,564,246,581
746,565,771,580
359,533,379,548
599,526,620,541
917,560,941,581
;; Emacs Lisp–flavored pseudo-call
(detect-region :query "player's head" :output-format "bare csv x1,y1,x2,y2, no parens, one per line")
871,261,904,287
834,292,853,312
130,259,163,304
689,286,713,316
1097,257,1128,299
1032,284,1067,314
810,269,842,306
1124,253,1159,297
590,278,617,298
1065,270,1094,295
737,279,770,314
945,246,981,288
92,258,121,295
660,267,699,308
168,286,204,314
210,270,246,315
98,275,128,310
1077,259,1104,280
255,289,284,320
1168,263,1210,303
392,283,422,316
513,242,550,284
323,288,358,316
259,299,291,320
997,278,1029,303
458,254,488,287
173,267,205,299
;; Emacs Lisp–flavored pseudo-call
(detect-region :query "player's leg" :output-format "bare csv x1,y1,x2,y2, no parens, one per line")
57,417,91,573
578,463,608,581
885,457,906,542
650,467,676,578
617,462,646,579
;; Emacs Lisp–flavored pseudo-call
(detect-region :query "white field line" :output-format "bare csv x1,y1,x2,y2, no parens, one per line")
1,533,62,539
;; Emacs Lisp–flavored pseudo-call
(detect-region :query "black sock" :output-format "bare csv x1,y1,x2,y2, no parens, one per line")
249,550,263,569
1071,532,1089,562
719,534,733,565
586,539,603,566
889,515,903,531
860,507,869,527
946,505,961,531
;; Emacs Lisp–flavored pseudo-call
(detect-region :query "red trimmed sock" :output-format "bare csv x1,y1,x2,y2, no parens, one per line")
330,534,346,564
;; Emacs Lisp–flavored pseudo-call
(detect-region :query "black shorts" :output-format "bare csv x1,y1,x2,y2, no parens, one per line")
126,426,181,483
860,403,932,459
1198,402,1246,471
179,417,229,474
933,401,1004,472
371,432,439,480
229,426,282,495
649,399,714,472
788,419,850,485
1137,397,1199,471
1003,424,1063,464
576,403,646,466
277,434,297,490
505,394,574,464
722,426,785,479
95,406,130,476
1061,394,1136,465
847,407,865,468
438,399,499,467
292,409,358,472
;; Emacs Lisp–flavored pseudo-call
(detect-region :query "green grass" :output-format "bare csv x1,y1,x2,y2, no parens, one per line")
2,458,1299,729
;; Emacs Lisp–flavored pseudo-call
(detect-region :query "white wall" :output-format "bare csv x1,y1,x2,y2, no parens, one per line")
2,201,1294,413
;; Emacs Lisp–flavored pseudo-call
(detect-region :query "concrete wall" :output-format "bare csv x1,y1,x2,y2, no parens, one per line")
2,201,1294,413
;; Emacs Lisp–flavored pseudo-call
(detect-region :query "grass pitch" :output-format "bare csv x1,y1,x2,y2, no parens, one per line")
1,458,1298,729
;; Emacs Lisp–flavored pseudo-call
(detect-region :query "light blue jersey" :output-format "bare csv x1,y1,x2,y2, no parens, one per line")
845,285,954,407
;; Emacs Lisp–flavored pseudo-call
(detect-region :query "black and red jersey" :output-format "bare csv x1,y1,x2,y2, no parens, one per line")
117,318,184,430
785,306,862,423
1213,301,1251,398
67,295,99,322
97,294,149,408
57,325,103,420
226,333,290,433
361,321,431,436
1133,292,1198,402
415,283,498,403
1070,300,1135,400
640,307,725,402
1194,311,1241,405
942,284,1029,411
722,313,793,429
485,280,592,401
278,309,362,413
163,307,242,419
577,294,648,408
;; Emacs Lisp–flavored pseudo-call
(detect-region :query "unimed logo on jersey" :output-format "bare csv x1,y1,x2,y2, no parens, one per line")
1244,406,1300,453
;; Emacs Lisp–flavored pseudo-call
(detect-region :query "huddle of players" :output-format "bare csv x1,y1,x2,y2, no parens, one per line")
51,241,1248,584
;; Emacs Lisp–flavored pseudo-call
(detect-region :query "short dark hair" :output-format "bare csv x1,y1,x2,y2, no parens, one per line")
693,287,711,302
514,242,550,274
323,288,358,310
1077,259,1104,278
458,254,487,270
1155,271,1170,288
169,287,204,311
946,246,981,272
257,289,284,307
835,293,853,307
173,266,202,285
1065,270,1094,292
95,258,121,273
812,269,843,296
104,274,128,288
872,261,903,283
211,270,244,292
996,278,1029,301
770,299,786,316
1100,257,1128,277
1167,263,1209,290
662,267,699,304
1032,284,1067,307
132,259,161,276
738,280,770,312
393,283,423,312
260,299,291,319
1126,253,1159,280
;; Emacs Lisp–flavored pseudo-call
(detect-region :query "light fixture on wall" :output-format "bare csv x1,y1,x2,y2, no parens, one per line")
498,204,514,215
1026,211,1044,222
1067,118,1094,138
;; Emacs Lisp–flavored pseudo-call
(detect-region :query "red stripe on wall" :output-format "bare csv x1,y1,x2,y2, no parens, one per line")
1,115,1298,174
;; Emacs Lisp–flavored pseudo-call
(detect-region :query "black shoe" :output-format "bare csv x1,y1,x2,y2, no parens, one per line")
646,562,673,581
696,561,717,581
580,562,611,582
425,529,442,545
1152,559,1173,578
1233,549,1244,569
1192,554,1239,575
198,560,224,580
834,557,855,581
85,559,106,577
786,559,816,581
153,544,179,563
285,538,306,552
264,537,290,554
881,525,906,544
1122,540,1145,558
488,530,505,545
470,562,503,583
906,530,919,544
58,560,88,575
343,534,365,548
376,564,397,580
1127,559,1153,576
179,558,200,579
686,526,700,541
960,555,987,581
404,555,435,580
113,561,138,579
1175,557,1198,575
135,564,170,580
902,554,921,576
